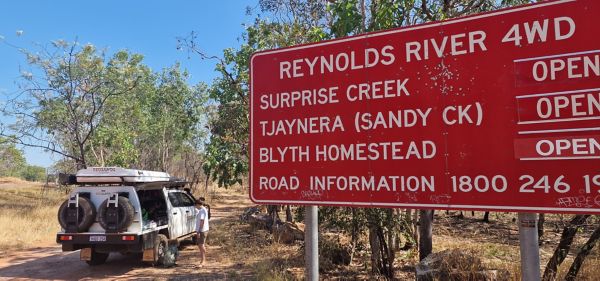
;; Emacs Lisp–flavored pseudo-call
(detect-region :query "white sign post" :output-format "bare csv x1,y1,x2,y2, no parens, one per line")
305,206,318,280
518,212,541,281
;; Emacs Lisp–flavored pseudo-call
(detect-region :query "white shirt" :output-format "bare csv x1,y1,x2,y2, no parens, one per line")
195,207,209,233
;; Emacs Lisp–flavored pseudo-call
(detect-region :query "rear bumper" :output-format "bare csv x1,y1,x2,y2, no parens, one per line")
56,233,140,245
56,232,159,253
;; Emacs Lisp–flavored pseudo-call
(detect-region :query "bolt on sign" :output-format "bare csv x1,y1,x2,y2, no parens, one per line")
249,0,600,213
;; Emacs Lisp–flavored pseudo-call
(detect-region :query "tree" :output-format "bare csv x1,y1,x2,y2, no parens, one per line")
418,210,434,261
1,39,210,188
564,221,600,281
177,0,332,187
91,62,207,172
86,51,154,167
0,41,141,169
318,206,404,278
20,165,46,182
0,138,26,177
542,214,590,281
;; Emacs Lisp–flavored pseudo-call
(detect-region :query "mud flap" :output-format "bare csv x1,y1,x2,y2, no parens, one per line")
80,248,92,261
62,244,76,252
142,248,155,262
141,231,158,262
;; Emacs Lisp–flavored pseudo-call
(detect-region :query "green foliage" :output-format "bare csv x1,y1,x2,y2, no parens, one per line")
199,0,535,188
0,139,26,177
2,40,210,184
85,50,153,167
202,46,250,186
20,165,46,182
368,0,415,31
201,3,329,188
1,42,144,168
329,0,363,37
89,60,208,171
417,0,533,21
0,138,46,181
138,66,208,171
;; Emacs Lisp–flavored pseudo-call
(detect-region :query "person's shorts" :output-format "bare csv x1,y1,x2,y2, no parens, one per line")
197,232,208,245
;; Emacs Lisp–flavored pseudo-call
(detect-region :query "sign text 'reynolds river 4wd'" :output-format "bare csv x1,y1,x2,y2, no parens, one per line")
250,0,600,213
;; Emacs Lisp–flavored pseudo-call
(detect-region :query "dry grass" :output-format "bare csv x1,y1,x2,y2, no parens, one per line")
0,180,64,252
556,255,600,281
0,177,27,184
433,211,600,281
199,186,300,280
3,181,600,281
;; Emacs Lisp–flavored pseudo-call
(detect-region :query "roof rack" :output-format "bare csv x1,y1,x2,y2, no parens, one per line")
75,167,173,185
135,179,189,189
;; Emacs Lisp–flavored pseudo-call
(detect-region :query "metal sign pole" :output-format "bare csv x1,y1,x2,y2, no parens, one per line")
305,205,318,281
518,212,541,281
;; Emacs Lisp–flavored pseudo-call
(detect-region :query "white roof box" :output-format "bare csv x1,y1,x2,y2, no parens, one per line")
76,167,171,184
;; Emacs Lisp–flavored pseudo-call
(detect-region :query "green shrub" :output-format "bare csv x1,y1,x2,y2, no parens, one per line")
20,165,46,182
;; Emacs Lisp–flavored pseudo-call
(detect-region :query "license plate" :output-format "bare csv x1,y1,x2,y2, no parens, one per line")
89,235,106,242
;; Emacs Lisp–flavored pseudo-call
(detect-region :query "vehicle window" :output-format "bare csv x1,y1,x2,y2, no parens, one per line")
168,193,181,207
179,193,195,207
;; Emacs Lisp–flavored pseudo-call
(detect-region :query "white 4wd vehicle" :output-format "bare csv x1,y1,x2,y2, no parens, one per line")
56,167,198,266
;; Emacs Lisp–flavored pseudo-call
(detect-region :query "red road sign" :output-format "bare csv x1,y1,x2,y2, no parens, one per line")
249,0,600,213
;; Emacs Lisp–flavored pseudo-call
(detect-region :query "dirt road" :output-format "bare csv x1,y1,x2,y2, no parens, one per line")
0,191,254,281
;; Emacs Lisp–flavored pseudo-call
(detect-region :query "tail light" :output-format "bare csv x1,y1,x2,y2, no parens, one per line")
122,235,136,241
60,235,73,241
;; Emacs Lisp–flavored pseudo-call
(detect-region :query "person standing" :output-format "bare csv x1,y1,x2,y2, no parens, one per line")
195,198,210,267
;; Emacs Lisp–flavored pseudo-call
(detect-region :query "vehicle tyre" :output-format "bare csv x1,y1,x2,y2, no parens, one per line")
57,197,96,232
154,234,168,266
86,248,109,266
98,196,135,232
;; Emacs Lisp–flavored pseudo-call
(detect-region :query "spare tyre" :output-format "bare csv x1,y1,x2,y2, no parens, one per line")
98,196,134,232
57,196,96,232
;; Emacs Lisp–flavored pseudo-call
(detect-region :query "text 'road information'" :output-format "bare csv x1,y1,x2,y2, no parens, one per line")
250,0,600,213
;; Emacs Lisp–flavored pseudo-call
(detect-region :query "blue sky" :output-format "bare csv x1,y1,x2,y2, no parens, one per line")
0,0,256,168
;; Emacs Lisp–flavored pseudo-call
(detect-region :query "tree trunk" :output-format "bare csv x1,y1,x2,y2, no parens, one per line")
267,205,281,231
400,209,415,250
76,141,87,169
394,209,402,251
419,209,433,261
538,213,545,239
349,208,359,265
542,214,590,281
204,175,210,196
360,0,366,33
412,209,419,248
483,211,490,223
76,131,87,169
377,226,394,279
285,205,293,222
564,223,600,281
368,223,394,279
369,225,382,274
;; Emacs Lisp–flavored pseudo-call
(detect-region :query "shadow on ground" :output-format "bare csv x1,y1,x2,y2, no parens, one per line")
0,244,254,280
